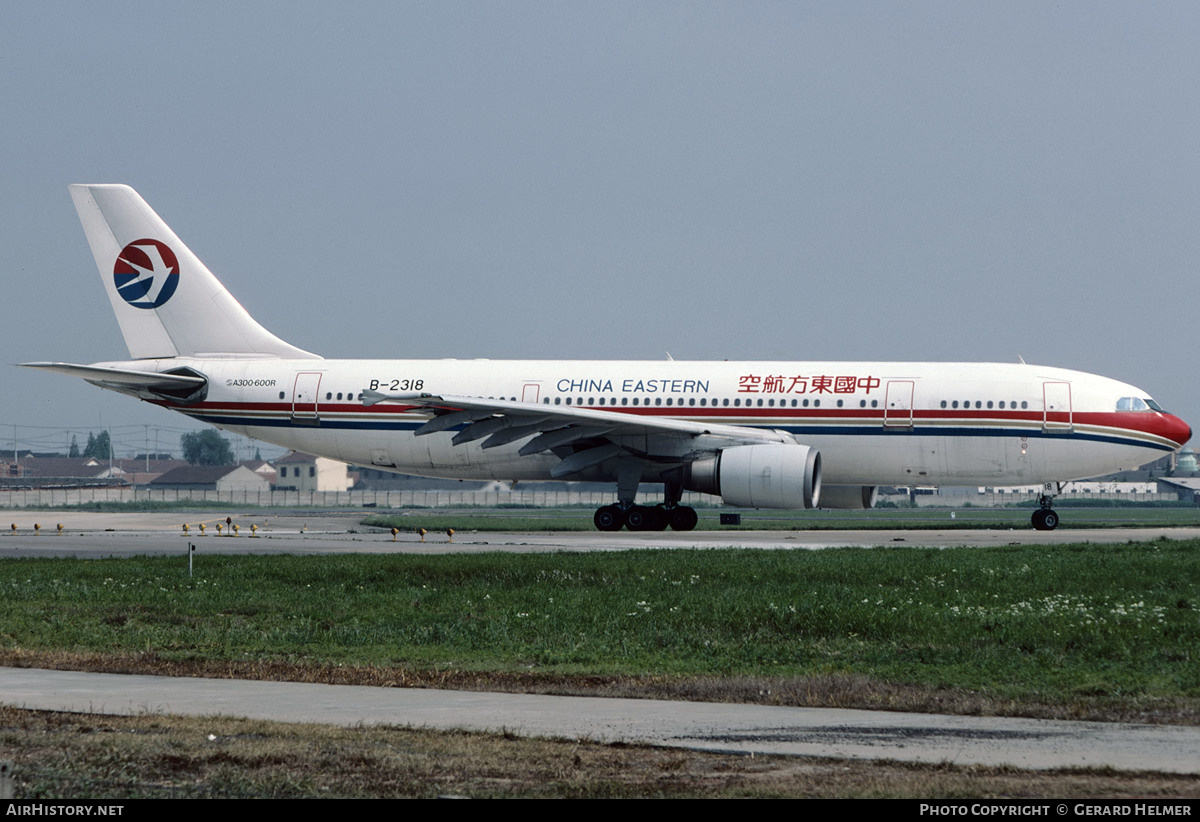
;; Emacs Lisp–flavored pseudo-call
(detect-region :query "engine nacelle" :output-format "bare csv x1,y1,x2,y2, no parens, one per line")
818,484,878,510
685,444,821,509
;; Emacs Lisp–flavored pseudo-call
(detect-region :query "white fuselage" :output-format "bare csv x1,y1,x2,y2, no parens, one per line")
112,357,1189,490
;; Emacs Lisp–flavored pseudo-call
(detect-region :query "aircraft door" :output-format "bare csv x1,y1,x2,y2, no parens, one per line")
1042,381,1072,431
291,372,323,422
883,380,915,428
521,383,541,403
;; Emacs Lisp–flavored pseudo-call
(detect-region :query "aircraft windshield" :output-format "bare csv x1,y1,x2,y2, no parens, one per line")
1116,396,1166,412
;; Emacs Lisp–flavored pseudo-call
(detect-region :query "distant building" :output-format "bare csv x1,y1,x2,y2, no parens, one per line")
1155,477,1200,504
0,456,127,489
273,452,352,492
149,465,271,493
240,459,278,486
980,481,1157,495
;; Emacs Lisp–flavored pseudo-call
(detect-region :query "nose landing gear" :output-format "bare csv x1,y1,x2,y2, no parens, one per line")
1031,482,1063,531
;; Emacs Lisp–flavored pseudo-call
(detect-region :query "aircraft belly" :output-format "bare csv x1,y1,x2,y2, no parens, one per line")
805,433,950,486
1020,437,1162,484
332,428,557,481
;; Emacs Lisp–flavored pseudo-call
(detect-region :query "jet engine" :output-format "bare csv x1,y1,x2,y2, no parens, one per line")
684,444,821,509
818,484,878,510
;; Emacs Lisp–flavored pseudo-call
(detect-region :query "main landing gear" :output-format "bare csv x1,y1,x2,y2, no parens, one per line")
593,465,698,531
1031,482,1062,531
593,502,698,532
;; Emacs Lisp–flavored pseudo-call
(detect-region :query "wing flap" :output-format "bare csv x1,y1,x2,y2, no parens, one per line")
364,391,793,478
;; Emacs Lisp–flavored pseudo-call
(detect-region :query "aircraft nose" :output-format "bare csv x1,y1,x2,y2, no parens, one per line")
1165,413,1192,448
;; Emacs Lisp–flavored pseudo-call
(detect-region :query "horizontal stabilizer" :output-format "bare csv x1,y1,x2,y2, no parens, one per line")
18,362,206,389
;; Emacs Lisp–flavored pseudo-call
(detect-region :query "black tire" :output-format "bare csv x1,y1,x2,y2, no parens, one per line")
625,505,658,531
594,505,625,531
1032,509,1059,531
667,506,699,531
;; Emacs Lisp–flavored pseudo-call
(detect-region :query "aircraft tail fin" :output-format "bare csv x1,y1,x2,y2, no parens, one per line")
68,184,320,360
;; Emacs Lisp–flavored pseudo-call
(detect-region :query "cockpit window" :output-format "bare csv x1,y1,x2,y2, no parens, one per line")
1117,396,1165,412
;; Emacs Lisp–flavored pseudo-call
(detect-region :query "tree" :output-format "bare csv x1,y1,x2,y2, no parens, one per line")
68,435,80,458
82,431,111,460
181,430,234,466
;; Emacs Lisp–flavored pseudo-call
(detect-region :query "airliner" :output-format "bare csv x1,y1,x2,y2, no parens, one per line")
22,185,1192,531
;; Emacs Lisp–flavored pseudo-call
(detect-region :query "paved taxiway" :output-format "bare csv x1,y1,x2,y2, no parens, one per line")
3,510,1199,555
3,511,1197,772
4,667,1199,772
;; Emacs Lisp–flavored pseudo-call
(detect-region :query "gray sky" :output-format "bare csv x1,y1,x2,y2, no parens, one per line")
4,2,1199,460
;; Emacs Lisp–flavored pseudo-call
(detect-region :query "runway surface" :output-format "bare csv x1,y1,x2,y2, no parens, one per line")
3,510,1199,556
3,510,1197,773
4,666,1199,773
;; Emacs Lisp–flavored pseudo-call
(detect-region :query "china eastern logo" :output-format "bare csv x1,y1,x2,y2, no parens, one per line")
113,239,180,309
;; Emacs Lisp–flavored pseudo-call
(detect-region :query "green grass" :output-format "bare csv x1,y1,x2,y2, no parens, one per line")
1,542,1197,706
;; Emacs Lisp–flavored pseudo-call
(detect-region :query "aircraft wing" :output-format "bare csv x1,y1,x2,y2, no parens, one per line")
19,362,207,390
362,389,792,477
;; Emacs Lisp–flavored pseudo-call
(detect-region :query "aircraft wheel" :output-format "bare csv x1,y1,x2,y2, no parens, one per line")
625,505,659,531
594,505,625,531
649,505,671,530
667,506,698,531
1031,509,1059,531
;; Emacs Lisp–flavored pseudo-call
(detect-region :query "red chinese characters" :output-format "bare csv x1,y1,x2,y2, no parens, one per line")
737,374,880,394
